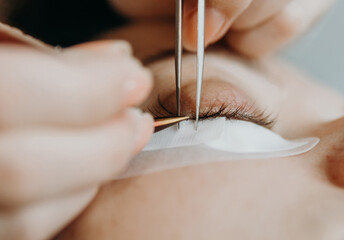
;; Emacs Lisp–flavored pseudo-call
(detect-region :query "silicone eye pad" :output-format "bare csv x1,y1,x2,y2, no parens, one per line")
117,118,319,179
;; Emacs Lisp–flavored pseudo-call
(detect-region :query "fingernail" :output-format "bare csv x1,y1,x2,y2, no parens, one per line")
183,7,227,51
129,109,154,153
123,69,153,107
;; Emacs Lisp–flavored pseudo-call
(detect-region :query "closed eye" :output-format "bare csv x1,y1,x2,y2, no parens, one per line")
148,95,275,129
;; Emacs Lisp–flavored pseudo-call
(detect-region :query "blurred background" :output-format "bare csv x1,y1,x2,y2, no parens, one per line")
282,0,344,92
2,0,343,92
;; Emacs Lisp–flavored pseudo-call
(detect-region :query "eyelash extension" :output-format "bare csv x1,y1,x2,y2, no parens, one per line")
148,95,275,129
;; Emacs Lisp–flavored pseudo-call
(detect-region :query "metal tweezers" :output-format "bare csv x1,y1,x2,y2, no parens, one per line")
153,0,205,133
176,0,205,130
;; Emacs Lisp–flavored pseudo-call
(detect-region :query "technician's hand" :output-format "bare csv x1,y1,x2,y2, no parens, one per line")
0,40,153,240
109,0,334,58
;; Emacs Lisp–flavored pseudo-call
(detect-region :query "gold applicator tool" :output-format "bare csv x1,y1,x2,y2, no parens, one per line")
154,116,190,133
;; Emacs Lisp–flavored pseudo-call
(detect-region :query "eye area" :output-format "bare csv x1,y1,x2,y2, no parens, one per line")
151,100,275,129
147,80,275,129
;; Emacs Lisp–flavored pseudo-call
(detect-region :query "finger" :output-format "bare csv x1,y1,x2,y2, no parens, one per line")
0,188,97,240
183,0,252,51
232,0,292,30
66,40,133,59
0,22,52,51
227,0,334,58
98,21,176,62
0,108,153,207
0,41,152,127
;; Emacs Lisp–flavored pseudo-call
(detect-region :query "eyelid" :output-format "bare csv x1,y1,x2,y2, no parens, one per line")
146,50,281,117
143,49,280,128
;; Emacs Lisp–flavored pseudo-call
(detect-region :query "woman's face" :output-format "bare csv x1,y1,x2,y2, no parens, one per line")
56,22,344,239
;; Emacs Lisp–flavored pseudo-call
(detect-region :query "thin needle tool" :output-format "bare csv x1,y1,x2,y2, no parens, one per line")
195,0,205,130
154,116,190,133
175,0,183,128
175,0,205,131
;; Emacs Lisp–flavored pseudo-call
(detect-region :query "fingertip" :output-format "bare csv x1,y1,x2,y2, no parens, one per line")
94,109,153,177
183,7,228,51
125,109,153,154
204,8,227,47
124,68,153,107
133,112,154,154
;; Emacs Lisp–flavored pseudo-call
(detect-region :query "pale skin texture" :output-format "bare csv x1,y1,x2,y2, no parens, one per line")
109,0,334,58
56,22,344,239
0,27,154,240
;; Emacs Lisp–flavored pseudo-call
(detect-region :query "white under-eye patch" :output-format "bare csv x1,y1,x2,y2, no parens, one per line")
117,118,319,179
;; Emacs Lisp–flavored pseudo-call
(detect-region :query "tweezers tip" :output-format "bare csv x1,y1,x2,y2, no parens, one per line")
195,118,199,130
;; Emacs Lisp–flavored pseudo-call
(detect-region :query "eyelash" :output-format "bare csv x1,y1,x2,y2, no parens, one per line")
149,96,275,129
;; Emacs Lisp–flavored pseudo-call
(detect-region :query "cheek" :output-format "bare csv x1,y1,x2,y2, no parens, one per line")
327,149,344,188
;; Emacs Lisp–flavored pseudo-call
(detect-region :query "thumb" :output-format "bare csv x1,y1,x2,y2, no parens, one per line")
182,0,252,51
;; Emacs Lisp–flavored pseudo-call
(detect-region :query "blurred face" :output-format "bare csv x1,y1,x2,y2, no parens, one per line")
56,22,344,240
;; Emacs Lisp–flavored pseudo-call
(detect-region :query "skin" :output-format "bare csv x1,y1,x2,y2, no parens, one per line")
0,25,154,240
55,22,344,239
109,0,334,57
